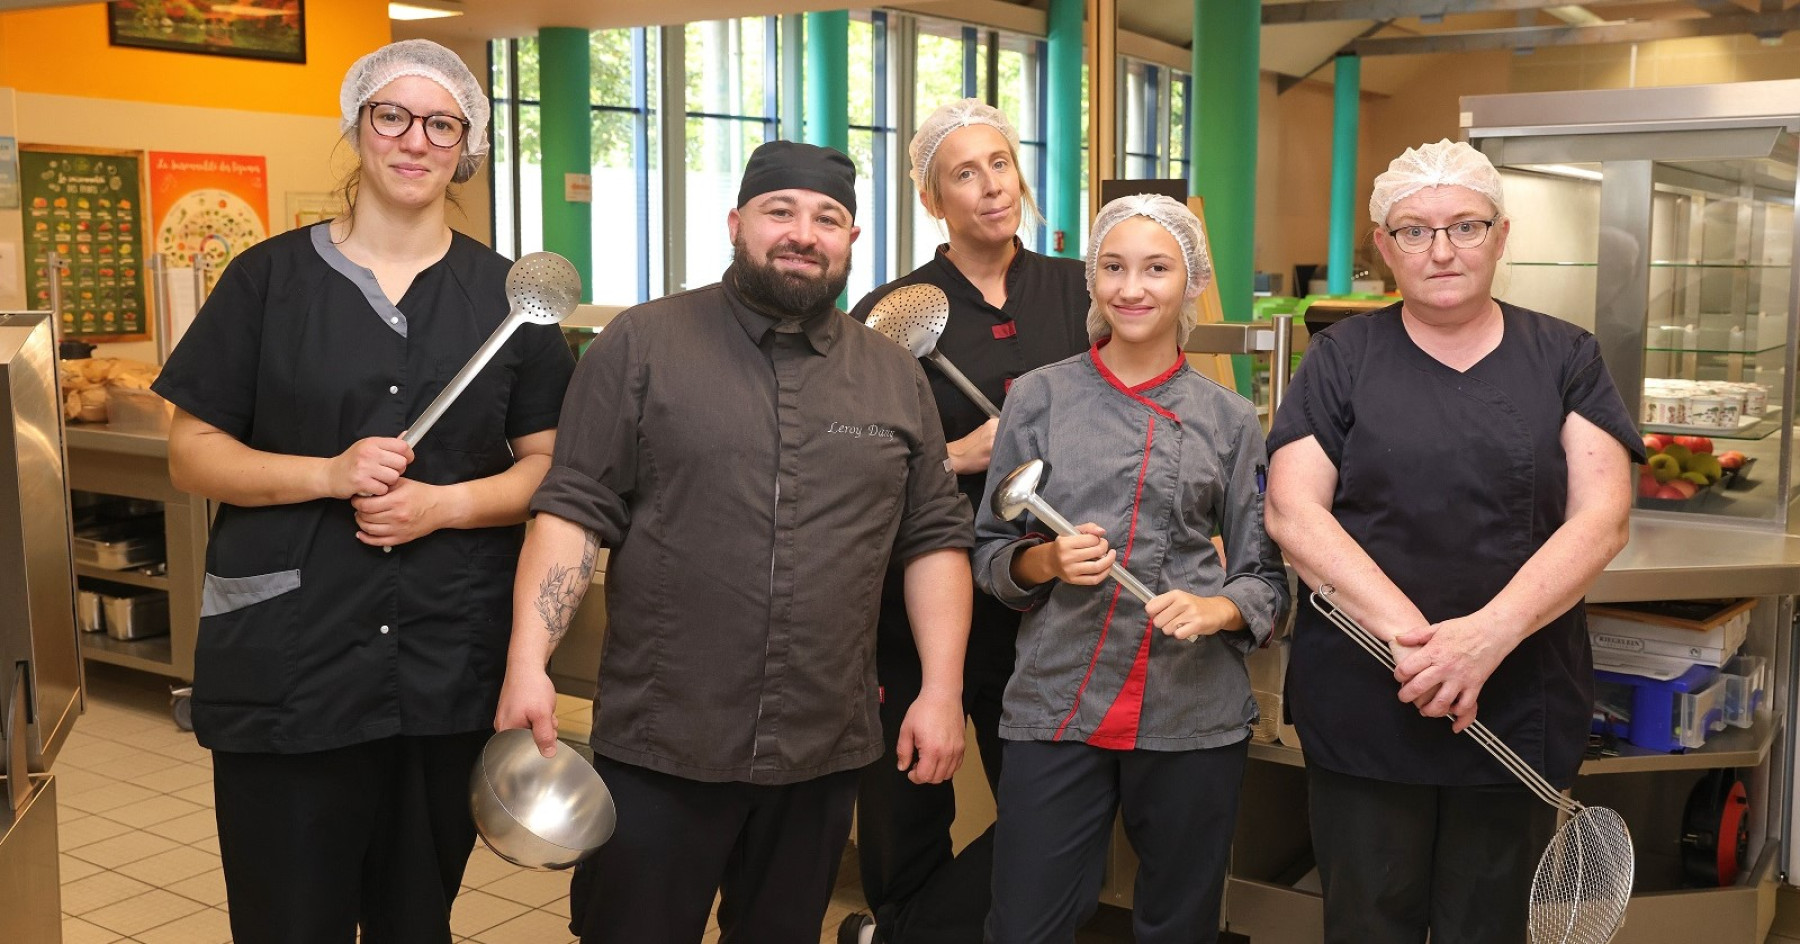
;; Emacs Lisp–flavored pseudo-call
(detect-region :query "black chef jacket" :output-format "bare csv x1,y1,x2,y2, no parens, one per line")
1267,302,1643,788
849,241,1090,681
153,224,575,754
531,269,973,785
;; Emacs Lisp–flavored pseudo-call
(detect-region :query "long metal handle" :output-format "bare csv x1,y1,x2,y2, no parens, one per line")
1025,494,1157,604
926,350,1001,419
45,251,66,344
402,314,524,447
1309,588,1577,815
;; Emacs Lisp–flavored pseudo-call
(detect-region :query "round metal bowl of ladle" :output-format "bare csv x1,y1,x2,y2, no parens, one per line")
469,728,617,870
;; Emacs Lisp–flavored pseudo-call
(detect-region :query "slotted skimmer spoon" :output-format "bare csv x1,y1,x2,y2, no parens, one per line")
866,283,1001,418
403,251,583,447
1310,586,1634,944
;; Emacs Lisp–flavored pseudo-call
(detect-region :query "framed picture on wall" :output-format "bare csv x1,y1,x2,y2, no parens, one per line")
107,1,305,64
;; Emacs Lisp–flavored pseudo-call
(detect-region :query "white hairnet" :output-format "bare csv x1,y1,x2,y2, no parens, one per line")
1085,194,1211,344
340,39,490,184
1368,139,1505,225
909,99,1020,191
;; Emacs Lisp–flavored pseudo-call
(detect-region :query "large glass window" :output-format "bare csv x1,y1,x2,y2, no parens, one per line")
1122,57,1192,183
491,12,1057,304
847,12,898,303
685,17,779,289
491,30,662,305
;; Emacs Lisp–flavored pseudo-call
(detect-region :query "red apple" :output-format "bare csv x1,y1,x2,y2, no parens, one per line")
1667,479,1700,499
1643,433,1673,453
1654,485,1687,500
1672,435,1714,454
1718,451,1746,471
1638,471,1662,498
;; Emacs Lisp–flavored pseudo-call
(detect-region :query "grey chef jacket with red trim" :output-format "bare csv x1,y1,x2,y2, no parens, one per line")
972,343,1290,750
152,224,575,754
530,269,973,785
1266,302,1644,788
849,241,1090,686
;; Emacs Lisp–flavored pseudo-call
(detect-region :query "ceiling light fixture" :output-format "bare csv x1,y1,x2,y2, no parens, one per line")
389,1,462,20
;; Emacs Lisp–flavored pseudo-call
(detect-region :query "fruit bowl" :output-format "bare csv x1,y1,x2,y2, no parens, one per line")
1720,456,1757,491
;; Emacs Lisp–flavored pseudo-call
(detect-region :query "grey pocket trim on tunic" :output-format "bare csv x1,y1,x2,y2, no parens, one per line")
201,570,303,618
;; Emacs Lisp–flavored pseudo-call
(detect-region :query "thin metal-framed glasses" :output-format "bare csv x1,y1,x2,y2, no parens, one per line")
1386,218,1498,253
366,101,470,149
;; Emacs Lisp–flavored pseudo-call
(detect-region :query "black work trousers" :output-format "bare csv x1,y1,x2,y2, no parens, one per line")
987,738,1248,944
211,730,489,944
1307,763,1558,944
854,598,1013,944
569,756,859,944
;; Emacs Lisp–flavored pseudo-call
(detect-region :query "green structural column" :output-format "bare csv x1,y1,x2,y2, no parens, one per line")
1045,0,1082,258
1192,0,1259,393
1329,54,1361,296
539,27,593,300
804,12,850,154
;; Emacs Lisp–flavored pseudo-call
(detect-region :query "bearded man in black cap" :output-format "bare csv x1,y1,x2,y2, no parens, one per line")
495,141,974,943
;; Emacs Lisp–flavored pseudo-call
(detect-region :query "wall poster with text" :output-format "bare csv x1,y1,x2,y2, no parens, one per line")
149,151,270,296
20,146,148,342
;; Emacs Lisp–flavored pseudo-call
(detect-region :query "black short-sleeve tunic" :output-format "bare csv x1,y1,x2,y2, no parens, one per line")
152,224,575,754
1266,302,1642,787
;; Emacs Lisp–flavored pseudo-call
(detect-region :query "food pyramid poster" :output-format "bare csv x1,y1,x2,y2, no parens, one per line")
148,151,270,293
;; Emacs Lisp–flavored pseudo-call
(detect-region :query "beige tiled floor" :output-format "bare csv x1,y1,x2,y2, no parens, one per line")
53,664,884,944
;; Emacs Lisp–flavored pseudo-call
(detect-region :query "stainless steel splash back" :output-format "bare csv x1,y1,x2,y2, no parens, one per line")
0,313,82,777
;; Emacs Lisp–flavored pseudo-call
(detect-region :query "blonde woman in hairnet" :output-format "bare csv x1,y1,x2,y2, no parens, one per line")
151,39,573,942
971,194,1288,943
840,99,1089,944
1264,140,1639,944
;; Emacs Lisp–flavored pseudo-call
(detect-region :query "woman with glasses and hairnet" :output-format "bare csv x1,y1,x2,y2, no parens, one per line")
971,194,1288,943
150,40,573,942
838,99,1090,944
1264,140,1640,944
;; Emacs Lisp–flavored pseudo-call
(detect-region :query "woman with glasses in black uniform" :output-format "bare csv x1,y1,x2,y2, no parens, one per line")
1264,140,1640,944
152,40,573,943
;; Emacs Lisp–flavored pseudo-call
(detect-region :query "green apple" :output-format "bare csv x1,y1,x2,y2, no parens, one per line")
1646,454,1682,483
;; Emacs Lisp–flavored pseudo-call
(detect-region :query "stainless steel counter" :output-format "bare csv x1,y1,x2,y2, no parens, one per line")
1591,516,1800,602
66,424,169,458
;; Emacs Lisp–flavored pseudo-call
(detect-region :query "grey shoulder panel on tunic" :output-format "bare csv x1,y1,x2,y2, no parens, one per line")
309,224,409,338
201,569,302,618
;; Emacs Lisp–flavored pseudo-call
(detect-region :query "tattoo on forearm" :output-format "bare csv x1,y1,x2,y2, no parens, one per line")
535,530,599,645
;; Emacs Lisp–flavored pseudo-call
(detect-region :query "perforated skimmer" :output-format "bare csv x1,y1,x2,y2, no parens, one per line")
865,283,1001,418
1310,588,1634,944
403,251,583,447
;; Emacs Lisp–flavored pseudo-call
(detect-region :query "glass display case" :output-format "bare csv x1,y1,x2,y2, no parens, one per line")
1464,80,1799,530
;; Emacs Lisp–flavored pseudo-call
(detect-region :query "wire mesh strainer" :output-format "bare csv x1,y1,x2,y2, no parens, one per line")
1310,588,1634,944
403,251,583,447
866,283,1001,418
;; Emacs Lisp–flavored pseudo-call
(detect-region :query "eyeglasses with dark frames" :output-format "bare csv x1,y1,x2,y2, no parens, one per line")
365,101,469,149
1386,218,1499,254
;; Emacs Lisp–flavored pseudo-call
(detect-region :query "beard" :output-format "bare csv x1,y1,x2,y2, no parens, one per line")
730,237,852,321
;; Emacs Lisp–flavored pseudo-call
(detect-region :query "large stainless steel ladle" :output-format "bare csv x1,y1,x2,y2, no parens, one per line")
402,251,583,447
991,458,1156,604
866,283,1001,418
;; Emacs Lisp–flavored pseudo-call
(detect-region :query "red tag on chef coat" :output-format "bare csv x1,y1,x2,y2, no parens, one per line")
992,321,1017,339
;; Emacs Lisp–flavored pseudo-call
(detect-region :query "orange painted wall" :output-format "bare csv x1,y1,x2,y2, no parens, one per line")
0,0,389,117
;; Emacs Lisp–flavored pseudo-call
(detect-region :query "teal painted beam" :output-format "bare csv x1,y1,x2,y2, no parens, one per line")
538,27,593,300
1045,0,1082,258
1192,0,1259,393
804,12,850,154
1329,54,1360,295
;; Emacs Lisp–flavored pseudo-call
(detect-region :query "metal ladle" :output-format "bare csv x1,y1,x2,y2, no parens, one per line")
991,459,1157,604
866,283,1001,418
402,251,583,447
